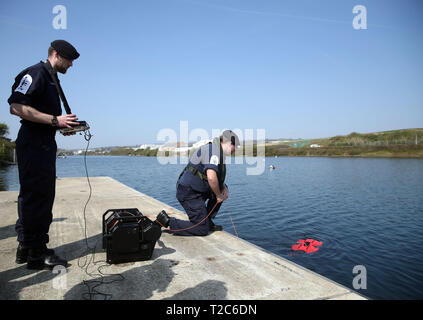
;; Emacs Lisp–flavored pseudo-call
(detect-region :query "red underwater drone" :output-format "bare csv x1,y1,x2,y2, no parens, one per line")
291,239,323,253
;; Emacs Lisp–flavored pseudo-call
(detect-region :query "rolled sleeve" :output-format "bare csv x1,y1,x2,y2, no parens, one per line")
8,68,45,107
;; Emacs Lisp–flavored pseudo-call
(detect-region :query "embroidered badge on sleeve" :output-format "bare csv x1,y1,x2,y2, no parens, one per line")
210,155,219,166
15,74,33,94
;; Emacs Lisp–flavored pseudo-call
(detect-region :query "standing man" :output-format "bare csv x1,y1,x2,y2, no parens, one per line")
8,40,80,269
167,130,240,236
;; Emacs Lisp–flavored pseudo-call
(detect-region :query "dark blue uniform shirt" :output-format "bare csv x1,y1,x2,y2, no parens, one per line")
8,61,62,141
178,142,222,193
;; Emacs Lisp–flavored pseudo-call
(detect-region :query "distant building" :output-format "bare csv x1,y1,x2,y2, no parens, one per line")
133,144,160,151
310,144,321,148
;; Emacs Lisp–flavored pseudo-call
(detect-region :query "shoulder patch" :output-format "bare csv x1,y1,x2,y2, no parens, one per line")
15,74,33,94
210,155,219,166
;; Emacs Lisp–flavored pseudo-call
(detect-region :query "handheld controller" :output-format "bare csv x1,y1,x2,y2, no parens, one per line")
59,120,90,134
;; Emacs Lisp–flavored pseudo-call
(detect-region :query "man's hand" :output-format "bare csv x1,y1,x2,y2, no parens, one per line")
10,103,79,130
207,170,229,203
222,185,229,201
207,169,225,203
57,114,79,128
217,193,227,203
217,186,229,203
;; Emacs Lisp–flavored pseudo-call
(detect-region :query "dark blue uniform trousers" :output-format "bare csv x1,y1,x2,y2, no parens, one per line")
169,183,222,236
15,134,57,248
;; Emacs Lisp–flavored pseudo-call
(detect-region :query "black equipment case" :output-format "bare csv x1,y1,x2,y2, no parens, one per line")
102,208,162,264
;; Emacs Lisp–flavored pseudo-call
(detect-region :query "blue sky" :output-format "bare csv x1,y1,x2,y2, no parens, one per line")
1,0,422,149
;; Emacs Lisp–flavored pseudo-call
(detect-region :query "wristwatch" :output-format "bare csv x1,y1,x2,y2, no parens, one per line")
51,115,58,127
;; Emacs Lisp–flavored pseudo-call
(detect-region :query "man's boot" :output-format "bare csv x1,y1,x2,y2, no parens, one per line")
16,242,29,264
27,246,68,270
16,243,55,264
209,220,223,232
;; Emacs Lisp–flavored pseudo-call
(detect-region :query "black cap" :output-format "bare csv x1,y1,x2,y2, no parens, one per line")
50,40,80,60
221,130,240,147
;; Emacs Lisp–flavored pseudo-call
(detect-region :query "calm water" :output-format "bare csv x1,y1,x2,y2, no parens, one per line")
1,156,423,300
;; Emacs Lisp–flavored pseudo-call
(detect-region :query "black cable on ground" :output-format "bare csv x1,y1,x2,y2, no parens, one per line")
77,130,125,300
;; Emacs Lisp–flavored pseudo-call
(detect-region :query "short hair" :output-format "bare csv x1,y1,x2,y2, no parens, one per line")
219,134,235,145
48,46,55,57
220,130,240,146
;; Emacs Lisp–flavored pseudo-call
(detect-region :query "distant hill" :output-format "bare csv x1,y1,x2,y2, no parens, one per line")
265,129,423,158
311,128,423,147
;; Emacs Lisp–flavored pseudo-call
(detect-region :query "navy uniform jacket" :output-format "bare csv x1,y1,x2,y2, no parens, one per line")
178,141,223,194
8,61,62,143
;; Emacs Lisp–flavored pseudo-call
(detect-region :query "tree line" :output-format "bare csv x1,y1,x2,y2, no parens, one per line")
0,123,15,166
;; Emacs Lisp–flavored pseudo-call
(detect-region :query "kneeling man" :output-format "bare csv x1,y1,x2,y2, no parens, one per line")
168,130,240,236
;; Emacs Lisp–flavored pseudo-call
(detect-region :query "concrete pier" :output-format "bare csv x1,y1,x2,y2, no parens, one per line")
0,177,366,300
